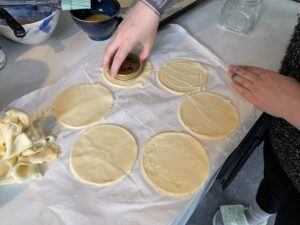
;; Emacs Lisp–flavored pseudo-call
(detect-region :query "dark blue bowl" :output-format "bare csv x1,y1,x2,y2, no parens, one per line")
70,0,121,41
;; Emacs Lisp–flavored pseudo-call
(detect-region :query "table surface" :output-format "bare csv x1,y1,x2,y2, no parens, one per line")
0,0,298,111
0,0,299,224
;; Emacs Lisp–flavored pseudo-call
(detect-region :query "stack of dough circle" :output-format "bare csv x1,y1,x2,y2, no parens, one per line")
141,132,209,198
157,59,208,94
179,92,239,140
70,125,137,186
53,84,113,129
102,61,153,88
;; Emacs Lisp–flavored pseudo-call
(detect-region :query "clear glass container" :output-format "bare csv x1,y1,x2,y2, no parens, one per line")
219,0,263,34
0,46,7,71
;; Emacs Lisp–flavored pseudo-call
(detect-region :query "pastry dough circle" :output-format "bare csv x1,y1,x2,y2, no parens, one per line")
179,92,239,140
118,0,134,8
102,61,152,88
157,59,208,95
53,84,113,129
174,0,196,8
141,132,209,198
70,125,137,186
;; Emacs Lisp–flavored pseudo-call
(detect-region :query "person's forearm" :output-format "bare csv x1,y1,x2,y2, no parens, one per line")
281,80,300,130
284,101,300,130
141,0,178,16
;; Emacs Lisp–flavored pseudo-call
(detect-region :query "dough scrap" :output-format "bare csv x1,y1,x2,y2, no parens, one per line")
70,125,137,186
11,163,42,183
157,59,208,95
53,84,113,129
141,132,209,198
102,61,152,88
179,92,239,140
0,109,59,185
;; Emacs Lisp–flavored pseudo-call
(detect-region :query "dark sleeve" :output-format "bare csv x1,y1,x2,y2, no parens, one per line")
141,0,178,16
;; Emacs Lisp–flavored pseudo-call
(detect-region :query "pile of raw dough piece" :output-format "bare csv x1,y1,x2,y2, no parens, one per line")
0,109,59,185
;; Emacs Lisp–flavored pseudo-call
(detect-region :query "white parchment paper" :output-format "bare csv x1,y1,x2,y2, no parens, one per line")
0,25,261,225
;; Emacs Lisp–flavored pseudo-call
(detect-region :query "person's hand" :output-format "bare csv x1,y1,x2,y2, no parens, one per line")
228,65,300,128
102,2,160,78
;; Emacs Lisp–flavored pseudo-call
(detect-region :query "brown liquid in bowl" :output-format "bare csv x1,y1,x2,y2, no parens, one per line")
85,14,111,22
17,19,36,25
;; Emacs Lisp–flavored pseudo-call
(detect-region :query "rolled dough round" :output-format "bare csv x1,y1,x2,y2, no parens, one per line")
174,0,196,8
179,92,239,140
70,125,137,186
118,0,134,8
157,59,208,95
141,132,209,198
102,61,152,88
53,84,113,129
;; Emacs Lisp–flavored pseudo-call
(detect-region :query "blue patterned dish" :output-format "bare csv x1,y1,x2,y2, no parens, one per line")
0,6,59,44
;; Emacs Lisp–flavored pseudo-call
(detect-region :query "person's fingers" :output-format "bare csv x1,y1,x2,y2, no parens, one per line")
139,44,152,61
231,81,252,103
228,65,237,79
244,66,268,73
103,39,119,72
236,65,274,77
228,65,235,73
231,66,260,82
230,72,238,80
228,65,248,75
110,46,132,78
232,74,254,90
234,65,254,70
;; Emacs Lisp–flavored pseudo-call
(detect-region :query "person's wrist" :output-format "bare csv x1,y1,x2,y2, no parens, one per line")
281,82,300,129
139,0,162,17
135,0,161,19
133,1,160,26
284,100,300,129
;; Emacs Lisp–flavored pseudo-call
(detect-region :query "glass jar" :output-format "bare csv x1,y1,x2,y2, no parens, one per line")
219,0,264,34
0,46,6,70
